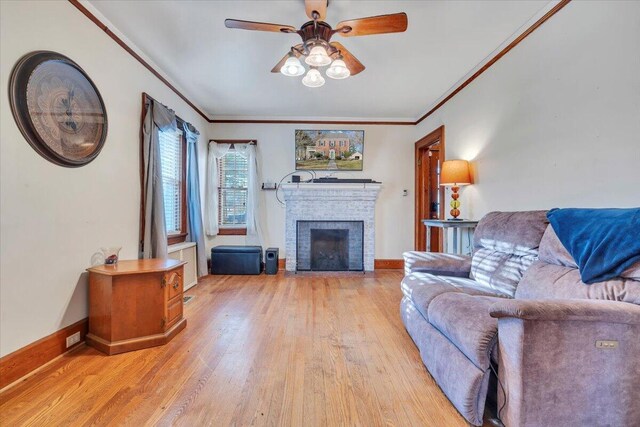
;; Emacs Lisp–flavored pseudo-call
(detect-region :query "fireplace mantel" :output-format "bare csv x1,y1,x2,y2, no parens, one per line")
282,183,382,272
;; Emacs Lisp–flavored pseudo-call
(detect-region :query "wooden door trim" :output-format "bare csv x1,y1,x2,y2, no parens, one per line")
415,126,445,251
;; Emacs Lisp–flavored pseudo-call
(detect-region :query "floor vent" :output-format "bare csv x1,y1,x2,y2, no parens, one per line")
183,295,195,305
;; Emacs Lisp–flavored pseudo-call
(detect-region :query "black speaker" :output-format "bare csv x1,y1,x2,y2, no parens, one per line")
265,247,279,275
291,175,301,183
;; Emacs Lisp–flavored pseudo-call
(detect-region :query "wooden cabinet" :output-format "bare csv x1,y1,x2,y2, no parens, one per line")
86,259,187,355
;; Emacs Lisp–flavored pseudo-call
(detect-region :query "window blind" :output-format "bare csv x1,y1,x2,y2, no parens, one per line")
218,151,248,226
159,128,183,235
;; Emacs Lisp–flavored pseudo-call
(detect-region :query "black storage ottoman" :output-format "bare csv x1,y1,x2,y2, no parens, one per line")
211,245,263,275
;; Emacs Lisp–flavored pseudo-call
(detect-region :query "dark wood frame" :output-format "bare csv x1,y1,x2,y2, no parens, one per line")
210,139,257,236
294,129,364,171
415,126,445,251
8,50,108,167
140,93,188,246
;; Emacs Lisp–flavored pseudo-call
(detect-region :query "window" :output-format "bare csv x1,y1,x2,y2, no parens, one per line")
158,126,186,243
218,150,248,232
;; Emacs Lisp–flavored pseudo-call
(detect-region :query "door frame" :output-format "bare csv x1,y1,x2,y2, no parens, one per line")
415,125,445,251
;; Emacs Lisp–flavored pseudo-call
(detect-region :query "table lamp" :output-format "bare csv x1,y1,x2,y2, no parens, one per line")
440,159,471,220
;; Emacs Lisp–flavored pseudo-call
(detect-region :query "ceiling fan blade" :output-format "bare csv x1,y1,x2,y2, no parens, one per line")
305,0,327,20
225,19,296,33
336,13,407,37
271,44,303,73
330,42,365,76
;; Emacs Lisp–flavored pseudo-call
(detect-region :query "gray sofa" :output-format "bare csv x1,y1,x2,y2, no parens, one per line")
401,211,640,427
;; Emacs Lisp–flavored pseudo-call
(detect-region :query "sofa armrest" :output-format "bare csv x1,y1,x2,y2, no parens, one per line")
489,298,640,325
402,251,471,276
491,298,640,426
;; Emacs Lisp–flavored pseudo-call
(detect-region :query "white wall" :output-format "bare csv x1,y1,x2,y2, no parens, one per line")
414,0,640,220
206,124,416,259
0,1,209,357
2,0,639,359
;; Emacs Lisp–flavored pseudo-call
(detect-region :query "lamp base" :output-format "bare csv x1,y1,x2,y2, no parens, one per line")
449,185,461,219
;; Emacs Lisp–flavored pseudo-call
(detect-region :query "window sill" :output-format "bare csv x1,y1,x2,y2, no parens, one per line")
168,233,188,245
168,241,196,253
218,228,247,236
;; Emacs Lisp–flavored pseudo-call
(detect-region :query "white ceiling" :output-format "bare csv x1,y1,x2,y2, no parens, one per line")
88,0,551,121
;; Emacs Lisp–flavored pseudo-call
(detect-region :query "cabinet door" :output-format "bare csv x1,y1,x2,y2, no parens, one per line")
112,273,164,340
166,298,183,329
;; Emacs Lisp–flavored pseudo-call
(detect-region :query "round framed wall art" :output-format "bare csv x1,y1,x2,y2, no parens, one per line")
9,51,108,167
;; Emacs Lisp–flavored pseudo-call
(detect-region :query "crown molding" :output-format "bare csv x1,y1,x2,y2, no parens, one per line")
68,0,211,122
209,118,415,126
69,0,571,126
414,0,572,125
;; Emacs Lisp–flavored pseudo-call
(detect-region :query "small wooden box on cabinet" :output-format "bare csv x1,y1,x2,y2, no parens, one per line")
86,259,187,355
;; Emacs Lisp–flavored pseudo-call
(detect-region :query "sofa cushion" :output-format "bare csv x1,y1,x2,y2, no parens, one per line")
428,293,501,371
539,225,640,281
517,226,640,304
473,211,549,253
470,249,537,297
403,251,472,277
401,273,498,321
622,262,640,281
401,297,491,426
470,211,548,297
516,262,640,304
538,226,578,268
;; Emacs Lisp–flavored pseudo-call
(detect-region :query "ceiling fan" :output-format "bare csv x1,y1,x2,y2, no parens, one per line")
225,0,408,88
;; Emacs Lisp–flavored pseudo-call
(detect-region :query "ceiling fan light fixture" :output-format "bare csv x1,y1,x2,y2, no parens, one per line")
305,46,332,67
326,58,350,79
280,55,305,76
302,68,325,88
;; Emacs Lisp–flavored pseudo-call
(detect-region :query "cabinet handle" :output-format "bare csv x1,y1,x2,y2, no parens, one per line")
173,281,179,290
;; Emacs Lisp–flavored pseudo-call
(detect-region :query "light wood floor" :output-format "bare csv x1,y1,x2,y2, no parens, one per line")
0,271,474,426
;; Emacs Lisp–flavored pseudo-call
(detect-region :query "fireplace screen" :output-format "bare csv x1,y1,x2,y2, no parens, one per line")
296,221,364,271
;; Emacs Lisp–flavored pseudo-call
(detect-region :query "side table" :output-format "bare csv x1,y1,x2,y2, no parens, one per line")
86,259,187,355
422,219,479,254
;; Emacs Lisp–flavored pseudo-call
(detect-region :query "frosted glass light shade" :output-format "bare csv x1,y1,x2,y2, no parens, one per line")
305,46,332,67
302,68,325,88
326,59,350,79
440,160,471,186
280,56,305,77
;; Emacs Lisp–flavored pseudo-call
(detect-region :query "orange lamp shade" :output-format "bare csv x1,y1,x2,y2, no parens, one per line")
440,160,471,186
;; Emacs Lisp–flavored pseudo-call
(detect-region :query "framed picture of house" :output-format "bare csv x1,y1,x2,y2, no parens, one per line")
295,130,364,171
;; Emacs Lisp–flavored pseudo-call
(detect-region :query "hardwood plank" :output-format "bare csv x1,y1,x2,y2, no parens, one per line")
0,318,88,389
0,271,488,426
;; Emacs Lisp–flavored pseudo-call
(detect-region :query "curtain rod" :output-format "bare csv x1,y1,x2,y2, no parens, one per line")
209,139,257,145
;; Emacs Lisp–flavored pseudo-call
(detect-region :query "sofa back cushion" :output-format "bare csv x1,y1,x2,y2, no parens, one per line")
470,211,549,297
516,226,640,304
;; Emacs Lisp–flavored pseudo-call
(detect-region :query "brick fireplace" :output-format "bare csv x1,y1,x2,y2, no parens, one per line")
281,182,382,272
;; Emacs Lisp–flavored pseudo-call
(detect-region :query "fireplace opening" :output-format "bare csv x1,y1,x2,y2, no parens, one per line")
296,221,364,271
311,229,349,271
